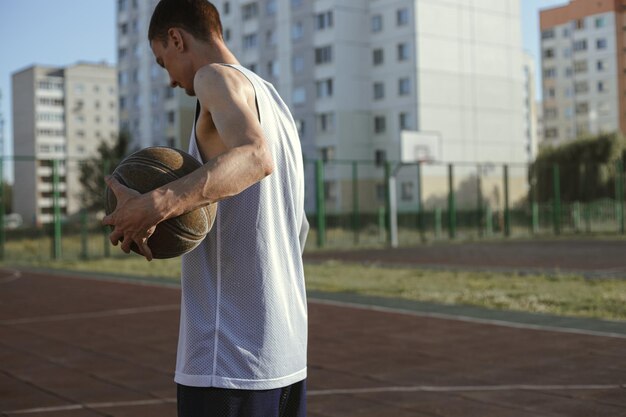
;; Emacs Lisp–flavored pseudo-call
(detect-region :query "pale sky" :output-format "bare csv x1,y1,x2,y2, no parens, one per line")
0,0,568,176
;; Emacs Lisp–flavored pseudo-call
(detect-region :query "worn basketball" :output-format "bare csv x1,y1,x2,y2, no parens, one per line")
105,146,216,259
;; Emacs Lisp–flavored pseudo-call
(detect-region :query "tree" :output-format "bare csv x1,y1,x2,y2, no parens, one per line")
78,132,130,212
530,131,626,203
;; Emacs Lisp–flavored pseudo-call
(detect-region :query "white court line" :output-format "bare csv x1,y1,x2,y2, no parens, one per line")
4,398,176,415
0,304,179,325
310,298,626,339
307,383,626,396
4,384,626,414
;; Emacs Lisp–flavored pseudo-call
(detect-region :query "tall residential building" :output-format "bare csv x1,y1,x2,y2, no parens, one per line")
12,63,118,225
117,0,196,151
118,0,527,211
540,0,626,146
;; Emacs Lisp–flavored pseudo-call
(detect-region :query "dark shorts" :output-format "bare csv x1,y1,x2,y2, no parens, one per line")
177,379,306,417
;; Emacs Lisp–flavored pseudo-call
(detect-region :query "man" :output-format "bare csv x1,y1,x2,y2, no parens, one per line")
103,0,309,415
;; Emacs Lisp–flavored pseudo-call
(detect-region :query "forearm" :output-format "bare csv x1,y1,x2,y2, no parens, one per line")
148,144,273,221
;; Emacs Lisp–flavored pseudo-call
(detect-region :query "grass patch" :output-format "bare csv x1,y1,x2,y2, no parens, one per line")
9,255,626,321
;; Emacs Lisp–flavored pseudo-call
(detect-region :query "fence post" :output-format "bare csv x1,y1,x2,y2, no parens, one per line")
352,161,359,244
417,162,425,240
384,161,392,246
315,159,326,248
486,205,493,236
616,160,625,234
531,165,539,234
552,163,561,235
81,208,89,260
476,164,483,237
0,157,5,261
52,159,62,260
503,164,510,237
448,164,456,239
103,159,111,258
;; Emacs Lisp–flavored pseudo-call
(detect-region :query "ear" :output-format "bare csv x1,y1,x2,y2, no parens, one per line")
167,28,186,52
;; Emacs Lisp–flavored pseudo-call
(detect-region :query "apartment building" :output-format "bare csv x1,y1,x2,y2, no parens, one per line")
117,0,196,151
523,51,539,161
540,0,626,146
118,0,527,211
12,63,118,225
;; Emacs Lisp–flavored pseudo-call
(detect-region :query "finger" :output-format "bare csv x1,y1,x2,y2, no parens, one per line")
109,229,123,246
120,235,133,253
102,213,114,226
140,241,153,262
105,176,126,197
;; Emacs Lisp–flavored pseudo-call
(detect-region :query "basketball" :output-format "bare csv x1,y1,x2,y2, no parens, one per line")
104,146,216,259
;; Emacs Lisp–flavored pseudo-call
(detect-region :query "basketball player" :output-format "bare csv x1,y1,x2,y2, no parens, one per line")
102,0,309,415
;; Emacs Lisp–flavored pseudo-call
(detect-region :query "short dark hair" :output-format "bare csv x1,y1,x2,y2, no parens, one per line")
148,0,223,45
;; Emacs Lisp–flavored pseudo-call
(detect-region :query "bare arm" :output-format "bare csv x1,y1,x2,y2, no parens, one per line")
103,65,273,260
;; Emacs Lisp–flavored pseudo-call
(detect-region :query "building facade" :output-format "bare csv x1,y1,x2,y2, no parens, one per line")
117,0,527,211
12,63,118,225
117,0,196,151
540,0,626,146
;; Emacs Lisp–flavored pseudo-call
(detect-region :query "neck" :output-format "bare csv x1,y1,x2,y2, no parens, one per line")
191,38,240,70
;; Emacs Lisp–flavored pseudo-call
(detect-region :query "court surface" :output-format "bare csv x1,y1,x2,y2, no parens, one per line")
1,251,626,416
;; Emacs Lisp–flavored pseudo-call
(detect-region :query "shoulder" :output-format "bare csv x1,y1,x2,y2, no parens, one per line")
194,64,253,102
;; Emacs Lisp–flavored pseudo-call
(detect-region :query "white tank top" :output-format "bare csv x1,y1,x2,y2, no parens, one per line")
175,64,309,390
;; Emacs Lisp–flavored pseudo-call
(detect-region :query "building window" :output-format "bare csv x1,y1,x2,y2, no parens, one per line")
291,0,302,8
543,48,555,58
243,33,258,49
595,16,606,28
371,14,382,32
292,21,303,41
575,102,589,114
541,29,555,40
292,55,304,74
292,87,306,105
267,60,279,78
167,111,175,125
598,81,606,92
374,116,386,133
544,67,556,78
320,146,335,162
398,78,410,96
545,128,558,138
399,112,410,130
596,38,607,49
242,2,259,20
574,81,588,94
373,48,384,65
295,119,305,136
224,28,231,42
317,112,335,132
575,18,585,30
573,39,587,51
401,182,414,201
397,43,409,61
223,2,230,15
315,45,333,64
544,108,558,120
324,181,337,202
597,60,605,71
397,8,409,26
375,149,386,166
573,60,587,73
547,87,556,98
266,29,276,46
373,82,385,100
316,11,333,30
266,0,276,16
316,79,333,99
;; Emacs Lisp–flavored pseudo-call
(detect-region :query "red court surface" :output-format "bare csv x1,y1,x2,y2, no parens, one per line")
1,267,625,417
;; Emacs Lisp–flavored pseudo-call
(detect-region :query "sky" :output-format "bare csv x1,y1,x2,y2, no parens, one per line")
0,0,568,172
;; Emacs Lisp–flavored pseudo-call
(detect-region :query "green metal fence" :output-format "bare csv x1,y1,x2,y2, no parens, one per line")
0,156,624,262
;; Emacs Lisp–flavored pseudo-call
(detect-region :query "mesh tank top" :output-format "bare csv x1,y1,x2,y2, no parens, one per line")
175,64,309,390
